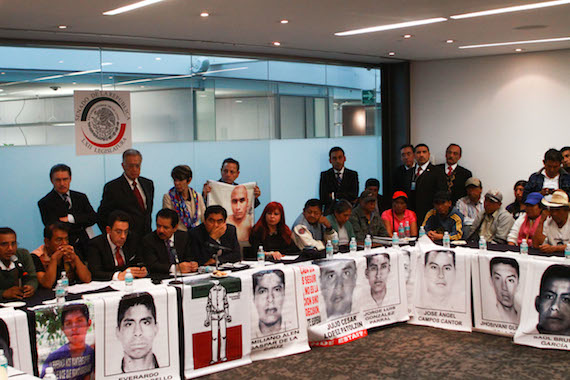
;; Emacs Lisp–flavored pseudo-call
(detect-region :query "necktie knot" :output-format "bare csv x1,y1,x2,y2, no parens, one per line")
447,166,453,176
114,246,125,267
416,166,422,177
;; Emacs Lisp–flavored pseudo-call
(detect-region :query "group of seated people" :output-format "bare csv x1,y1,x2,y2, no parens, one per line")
1,144,569,301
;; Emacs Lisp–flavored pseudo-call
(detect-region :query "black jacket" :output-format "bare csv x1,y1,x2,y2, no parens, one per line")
436,164,473,204
141,230,192,275
319,167,359,214
87,233,142,281
408,163,447,223
188,224,241,266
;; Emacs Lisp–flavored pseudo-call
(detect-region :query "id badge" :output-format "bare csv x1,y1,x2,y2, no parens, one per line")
411,182,416,191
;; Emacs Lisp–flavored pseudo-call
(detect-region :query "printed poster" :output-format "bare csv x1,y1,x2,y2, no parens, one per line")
207,180,256,242
181,274,252,378
74,90,132,156
472,251,529,336
0,308,34,374
249,265,310,361
410,244,472,332
514,258,570,350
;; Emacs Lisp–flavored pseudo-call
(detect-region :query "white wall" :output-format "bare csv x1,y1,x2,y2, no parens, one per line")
411,49,570,205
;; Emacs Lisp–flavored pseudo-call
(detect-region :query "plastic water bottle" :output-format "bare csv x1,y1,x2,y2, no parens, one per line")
565,243,570,260
43,367,57,380
0,349,8,380
404,221,411,238
398,223,405,238
520,239,528,255
392,232,400,247
60,271,69,296
257,245,265,264
419,226,426,238
55,280,65,304
349,237,357,253
443,232,451,248
364,234,372,252
332,234,339,253
326,240,333,258
479,237,487,251
124,268,134,293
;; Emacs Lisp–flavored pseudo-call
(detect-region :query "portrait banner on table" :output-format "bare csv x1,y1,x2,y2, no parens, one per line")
398,245,420,317
294,255,368,347
0,308,34,374
181,274,252,378
206,180,256,242
514,258,570,350
74,90,132,156
249,265,309,361
32,301,96,380
472,251,529,336
410,244,472,332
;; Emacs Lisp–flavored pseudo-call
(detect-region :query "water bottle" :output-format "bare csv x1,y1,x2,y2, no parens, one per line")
60,271,69,296
479,237,487,251
43,367,57,380
419,226,426,238
257,245,265,264
398,223,405,238
520,239,528,255
364,234,372,252
55,280,65,304
392,232,400,247
565,243,570,260
326,240,333,258
443,232,451,248
0,349,8,380
404,221,411,238
332,234,339,253
349,237,357,253
124,268,134,293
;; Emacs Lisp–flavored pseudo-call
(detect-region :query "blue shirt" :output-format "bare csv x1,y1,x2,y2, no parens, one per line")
41,343,94,380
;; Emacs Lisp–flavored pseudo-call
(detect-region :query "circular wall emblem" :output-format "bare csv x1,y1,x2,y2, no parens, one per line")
80,97,127,148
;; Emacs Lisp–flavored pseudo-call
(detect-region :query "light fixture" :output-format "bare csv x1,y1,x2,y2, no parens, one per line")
58,25,67,29
272,41,281,46
451,0,570,19
101,62,113,66
515,48,523,52
403,34,412,39
58,60,64,63
103,0,164,16
0,72,5,75
459,36,570,49
200,12,209,17
0,89,3,92
155,57,161,61
235,100,243,103
280,19,289,24
335,17,447,36
72,82,77,84
388,52,396,56
446,39,455,43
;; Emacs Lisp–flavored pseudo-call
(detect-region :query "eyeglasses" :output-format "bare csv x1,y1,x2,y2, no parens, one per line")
0,241,18,248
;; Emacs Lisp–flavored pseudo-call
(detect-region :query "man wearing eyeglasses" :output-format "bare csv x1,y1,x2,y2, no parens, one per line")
0,227,37,301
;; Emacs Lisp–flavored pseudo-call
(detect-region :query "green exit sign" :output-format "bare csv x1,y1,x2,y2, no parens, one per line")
362,90,376,105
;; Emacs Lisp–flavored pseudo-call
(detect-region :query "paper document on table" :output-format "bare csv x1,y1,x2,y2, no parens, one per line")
280,255,299,261
67,281,112,294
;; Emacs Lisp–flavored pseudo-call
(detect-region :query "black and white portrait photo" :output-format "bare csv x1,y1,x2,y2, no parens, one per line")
535,264,570,336
252,269,287,336
419,249,466,312
364,253,391,307
314,258,357,319
486,257,521,324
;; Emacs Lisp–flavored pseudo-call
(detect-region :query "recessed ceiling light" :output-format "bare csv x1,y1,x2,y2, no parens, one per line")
155,57,161,61
403,34,412,39
101,62,113,66
72,82,77,84
459,36,570,49
109,76,113,79
280,19,289,24
138,66,143,69
235,100,243,103
451,0,570,19
58,60,64,63
58,25,67,29
335,17,447,36
140,85,145,88
272,41,281,46
515,48,523,52
446,39,455,43
200,12,209,17
0,72,5,75
103,0,164,16
388,52,396,56
0,89,3,92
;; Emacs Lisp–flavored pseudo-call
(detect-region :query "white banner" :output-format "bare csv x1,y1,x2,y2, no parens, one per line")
514,258,570,350
472,252,530,336
207,180,256,242
0,308,33,375
74,90,131,156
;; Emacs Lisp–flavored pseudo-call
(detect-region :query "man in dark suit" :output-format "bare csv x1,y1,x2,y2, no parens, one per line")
319,147,359,215
408,144,447,224
392,144,415,196
87,211,147,281
189,205,241,266
97,149,154,244
38,164,97,259
436,143,473,205
141,209,198,275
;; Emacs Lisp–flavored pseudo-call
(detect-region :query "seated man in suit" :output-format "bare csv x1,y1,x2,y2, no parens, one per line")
87,211,147,281
436,144,473,205
97,149,154,245
189,205,240,266
319,147,359,215
32,223,91,289
0,228,37,301
38,164,97,259
142,209,198,275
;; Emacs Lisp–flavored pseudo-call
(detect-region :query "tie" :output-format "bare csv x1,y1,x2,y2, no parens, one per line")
447,166,453,176
416,166,422,177
115,246,125,267
62,194,71,210
132,181,145,211
335,172,342,186
165,240,176,265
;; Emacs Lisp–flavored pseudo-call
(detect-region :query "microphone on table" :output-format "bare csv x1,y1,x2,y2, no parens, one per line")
206,242,233,252
11,256,28,288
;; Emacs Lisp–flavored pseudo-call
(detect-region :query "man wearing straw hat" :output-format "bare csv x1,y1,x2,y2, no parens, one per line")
533,190,570,253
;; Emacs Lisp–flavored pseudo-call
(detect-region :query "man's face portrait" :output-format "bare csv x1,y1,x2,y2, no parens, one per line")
366,254,390,294
329,150,346,171
401,253,411,284
51,170,71,195
106,221,129,248
490,263,519,308
254,271,285,329
156,216,176,241
45,228,69,256
445,145,461,166
414,146,430,165
221,162,239,184
535,276,570,335
0,233,17,262
122,154,142,181
204,213,225,234
116,304,158,361
230,185,249,221
62,310,91,349
316,259,357,318
303,205,322,225
400,147,414,167
424,251,456,299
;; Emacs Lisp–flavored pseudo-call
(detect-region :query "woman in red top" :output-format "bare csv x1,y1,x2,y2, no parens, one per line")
381,191,418,236
248,202,298,260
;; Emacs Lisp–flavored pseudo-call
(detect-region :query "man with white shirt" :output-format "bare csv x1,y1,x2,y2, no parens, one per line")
141,209,197,276
456,177,484,238
319,147,359,215
436,144,473,204
98,149,155,245
87,211,147,281
533,190,570,254
523,148,570,202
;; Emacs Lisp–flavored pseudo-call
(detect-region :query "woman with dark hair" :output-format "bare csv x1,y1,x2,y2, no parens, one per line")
381,191,418,236
326,199,356,245
163,165,206,231
248,202,298,260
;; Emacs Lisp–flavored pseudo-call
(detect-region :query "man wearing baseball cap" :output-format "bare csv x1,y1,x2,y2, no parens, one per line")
533,190,570,253
349,190,389,241
456,177,484,238
421,191,464,242
507,192,544,246
467,190,514,244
